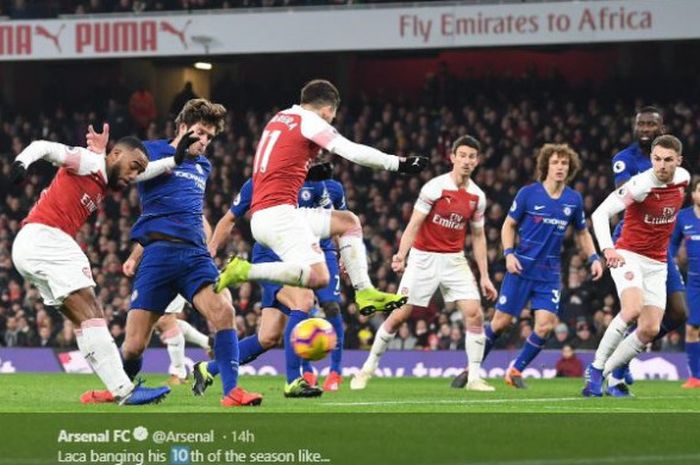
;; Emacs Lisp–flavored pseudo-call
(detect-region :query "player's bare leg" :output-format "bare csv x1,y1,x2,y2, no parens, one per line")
506,310,557,390
193,286,262,407
459,299,494,391
452,310,513,388
329,210,407,315
351,304,413,390
683,322,700,388
156,314,188,385
584,288,644,397
610,290,688,393
68,288,170,405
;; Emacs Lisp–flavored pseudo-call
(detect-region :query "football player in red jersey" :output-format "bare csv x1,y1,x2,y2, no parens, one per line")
10,131,189,405
216,79,427,317
351,135,498,391
585,134,690,396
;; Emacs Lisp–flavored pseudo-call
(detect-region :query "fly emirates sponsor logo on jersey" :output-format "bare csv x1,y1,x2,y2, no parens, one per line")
644,206,677,225
432,212,466,230
80,192,103,214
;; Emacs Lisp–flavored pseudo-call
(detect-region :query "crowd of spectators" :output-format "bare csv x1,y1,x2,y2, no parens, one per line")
1,0,405,18
1,69,699,358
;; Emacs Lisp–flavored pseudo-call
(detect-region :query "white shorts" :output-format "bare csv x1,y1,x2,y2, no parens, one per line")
398,249,480,307
610,249,667,309
11,223,96,306
164,294,187,314
251,204,325,267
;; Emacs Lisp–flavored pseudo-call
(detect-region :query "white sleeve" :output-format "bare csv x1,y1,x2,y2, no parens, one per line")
135,157,177,182
470,192,486,228
591,190,628,251
299,112,400,171
414,179,439,214
15,141,104,175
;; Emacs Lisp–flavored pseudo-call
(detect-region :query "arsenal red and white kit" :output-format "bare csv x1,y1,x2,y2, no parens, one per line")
399,173,486,306
12,141,174,305
593,166,690,308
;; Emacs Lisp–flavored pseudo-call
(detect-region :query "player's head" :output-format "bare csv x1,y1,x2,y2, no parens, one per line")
650,134,683,183
450,135,481,177
106,136,148,190
691,177,700,208
300,79,340,123
634,106,664,151
174,98,227,156
536,143,581,184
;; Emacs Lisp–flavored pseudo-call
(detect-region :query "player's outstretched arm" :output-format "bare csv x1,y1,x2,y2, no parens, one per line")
134,131,200,182
11,141,98,184
208,211,236,257
471,225,498,300
501,216,522,274
85,123,109,154
392,209,428,273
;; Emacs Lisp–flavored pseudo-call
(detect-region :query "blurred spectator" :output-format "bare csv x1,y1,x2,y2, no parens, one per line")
170,82,199,117
388,322,416,350
661,331,684,352
128,83,157,137
571,321,597,350
545,323,571,349
555,344,583,377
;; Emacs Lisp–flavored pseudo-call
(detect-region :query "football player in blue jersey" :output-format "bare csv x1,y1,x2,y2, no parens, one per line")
670,178,700,388
605,107,688,396
105,99,262,407
451,144,602,389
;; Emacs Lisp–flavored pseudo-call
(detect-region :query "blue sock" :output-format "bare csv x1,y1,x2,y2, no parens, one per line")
284,310,308,384
483,324,500,360
238,335,267,366
686,341,700,378
327,314,344,373
214,329,239,395
513,332,546,372
301,359,313,374
122,356,142,381
206,360,219,377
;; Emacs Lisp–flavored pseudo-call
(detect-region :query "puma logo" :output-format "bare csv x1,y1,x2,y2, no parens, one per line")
35,24,66,52
160,20,192,49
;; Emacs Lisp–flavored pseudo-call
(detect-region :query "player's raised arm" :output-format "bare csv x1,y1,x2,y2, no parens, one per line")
134,131,200,182
325,133,427,173
10,141,101,184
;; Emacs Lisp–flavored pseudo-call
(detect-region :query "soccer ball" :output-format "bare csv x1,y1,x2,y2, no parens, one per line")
291,318,337,361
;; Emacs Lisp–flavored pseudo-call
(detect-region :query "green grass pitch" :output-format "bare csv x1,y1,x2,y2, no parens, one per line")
1,375,700,465
1,373,700,413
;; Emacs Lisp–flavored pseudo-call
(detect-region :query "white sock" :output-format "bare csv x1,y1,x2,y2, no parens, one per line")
162,326,187,379
604,331,646,377
249,262,311,287
79,319,133,398
593,314,629,370
465,329,486,383
338,226,371,291
361,324,395,373
177,320,210,349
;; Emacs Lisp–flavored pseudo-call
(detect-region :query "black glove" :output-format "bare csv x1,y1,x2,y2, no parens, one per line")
10,160,27,185
174,131,200,164
398,156,428,174
306,162,334,181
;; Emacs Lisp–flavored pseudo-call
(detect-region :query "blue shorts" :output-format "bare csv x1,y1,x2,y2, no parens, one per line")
315,249,341,304
686,278,700,326
495,272,560,317
130,241,218,314
666,257,685,294
252,243,290,315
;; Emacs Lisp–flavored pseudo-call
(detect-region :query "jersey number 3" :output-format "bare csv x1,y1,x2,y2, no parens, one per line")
253,130,281,174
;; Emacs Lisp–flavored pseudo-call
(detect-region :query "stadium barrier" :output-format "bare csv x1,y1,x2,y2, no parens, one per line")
0,348,688,380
